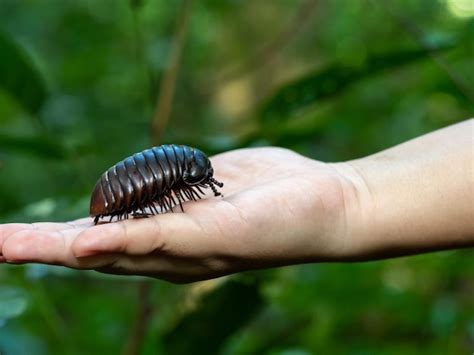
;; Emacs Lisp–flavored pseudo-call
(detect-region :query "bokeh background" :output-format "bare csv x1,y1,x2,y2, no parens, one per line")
0,0,473,354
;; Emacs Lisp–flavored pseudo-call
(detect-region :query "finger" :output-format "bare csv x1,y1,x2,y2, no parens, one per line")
2,228,78,264
0,224,35,255
0,221,88,256
2,227,121,269
2,226,74,263
1,221,86,240
71,212,205,257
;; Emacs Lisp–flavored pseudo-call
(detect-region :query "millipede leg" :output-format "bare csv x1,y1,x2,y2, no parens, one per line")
168,194,177,206
183,189,194,201
161,197,168,210
163,196,173,211
190,187,202,200
157,198,165,212
176,191,185,212
195,186,205,195
150,203,159,215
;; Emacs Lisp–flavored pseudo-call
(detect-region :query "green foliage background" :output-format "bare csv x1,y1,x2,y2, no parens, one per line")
0,0,473,354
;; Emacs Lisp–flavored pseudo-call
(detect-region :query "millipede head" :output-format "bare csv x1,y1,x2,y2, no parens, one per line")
183,149,214,186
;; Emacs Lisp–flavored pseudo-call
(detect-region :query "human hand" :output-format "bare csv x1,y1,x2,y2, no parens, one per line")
0,147,350,283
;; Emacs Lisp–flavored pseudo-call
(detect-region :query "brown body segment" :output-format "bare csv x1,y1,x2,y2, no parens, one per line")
115,162,135,211
153,147,172,189
90,183,107,216
134,153,155,202
107,168,124,212
124,157,145,208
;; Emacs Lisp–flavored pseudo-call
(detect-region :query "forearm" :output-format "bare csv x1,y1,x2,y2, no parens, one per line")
337,119,474,260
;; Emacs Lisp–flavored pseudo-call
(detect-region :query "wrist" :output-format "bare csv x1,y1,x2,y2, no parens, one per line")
327,160,376,261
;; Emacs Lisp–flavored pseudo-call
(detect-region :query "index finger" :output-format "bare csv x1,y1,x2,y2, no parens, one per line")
71,211,214,258
0,220,91,264
0,223,66,253
0,224,34,260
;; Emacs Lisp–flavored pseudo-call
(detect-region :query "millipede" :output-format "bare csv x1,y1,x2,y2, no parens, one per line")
89,144,224,225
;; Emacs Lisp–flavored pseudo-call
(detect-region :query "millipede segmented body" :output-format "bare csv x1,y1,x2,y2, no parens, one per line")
89,144,224,225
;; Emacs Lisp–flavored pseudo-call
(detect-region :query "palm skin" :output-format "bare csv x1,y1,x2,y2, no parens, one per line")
0,147,351,283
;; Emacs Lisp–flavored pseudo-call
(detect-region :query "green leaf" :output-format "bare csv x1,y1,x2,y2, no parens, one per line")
0,29,48,114
162,276,264,354
0,286,28,321
0,133,68,159
259,43,455,128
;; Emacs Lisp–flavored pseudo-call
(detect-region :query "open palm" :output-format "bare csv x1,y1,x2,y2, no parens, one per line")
0,147,349,283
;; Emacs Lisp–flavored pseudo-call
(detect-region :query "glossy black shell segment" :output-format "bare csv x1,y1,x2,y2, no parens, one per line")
90,144,224,224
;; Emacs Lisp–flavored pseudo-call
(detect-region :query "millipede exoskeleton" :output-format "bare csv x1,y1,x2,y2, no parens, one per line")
89,144,224,225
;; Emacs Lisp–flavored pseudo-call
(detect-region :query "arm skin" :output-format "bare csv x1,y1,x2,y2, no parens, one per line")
0,119,472,283
333,118,473,260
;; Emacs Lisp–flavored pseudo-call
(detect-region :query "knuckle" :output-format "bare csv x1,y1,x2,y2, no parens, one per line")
149,218,165,252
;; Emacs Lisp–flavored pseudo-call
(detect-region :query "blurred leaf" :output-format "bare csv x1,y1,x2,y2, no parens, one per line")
223,306,311,354
0,30,48,114
163,276,264,354
0,133,68,159
260,43,455,128
0,286,28,321
0,327,46,355
130,0,145,9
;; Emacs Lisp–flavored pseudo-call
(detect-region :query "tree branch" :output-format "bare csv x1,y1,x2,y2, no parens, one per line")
211,0,320,88
121,280,154,355
151,0,193,144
